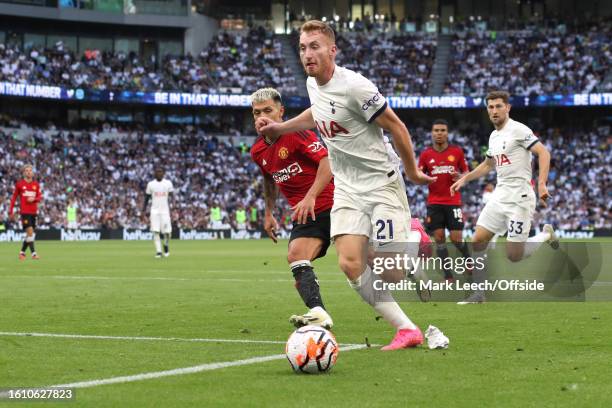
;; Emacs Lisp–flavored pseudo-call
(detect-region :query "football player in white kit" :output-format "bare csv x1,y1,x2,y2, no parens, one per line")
143,168,174,258
257,20,435,350
450,91,559,303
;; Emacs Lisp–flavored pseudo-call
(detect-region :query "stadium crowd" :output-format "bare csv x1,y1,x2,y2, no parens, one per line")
1,119,609,232
0,26,297,96
334,32,436,96
445,21,612,96
2,21,610,98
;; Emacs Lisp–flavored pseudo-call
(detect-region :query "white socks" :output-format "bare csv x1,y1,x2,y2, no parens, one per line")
154,232,162,253
373,302,417,330
521,231,551,260
349,265,416,330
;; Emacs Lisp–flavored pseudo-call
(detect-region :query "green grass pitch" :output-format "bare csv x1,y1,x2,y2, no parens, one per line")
1,240,612,407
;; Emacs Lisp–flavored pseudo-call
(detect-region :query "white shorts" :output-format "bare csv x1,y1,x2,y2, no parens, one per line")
330,178,411,247
150,212,172,234
476,195,535,242
67,221,78,230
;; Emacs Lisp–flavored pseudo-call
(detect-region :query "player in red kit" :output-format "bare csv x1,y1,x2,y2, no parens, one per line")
250,87,334,329
9,164,42,260
418,119,471,280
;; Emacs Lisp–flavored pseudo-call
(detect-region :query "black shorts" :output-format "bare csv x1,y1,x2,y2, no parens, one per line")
21,214,37,230
426,205,464,232
289,209,331,260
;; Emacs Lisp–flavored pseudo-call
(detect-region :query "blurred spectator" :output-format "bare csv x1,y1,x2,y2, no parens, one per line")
334,32,436,96
445,21,612,96
0,27,296,95
1,119,608,232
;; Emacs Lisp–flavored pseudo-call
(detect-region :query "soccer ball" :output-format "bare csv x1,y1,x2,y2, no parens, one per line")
285,325,339,374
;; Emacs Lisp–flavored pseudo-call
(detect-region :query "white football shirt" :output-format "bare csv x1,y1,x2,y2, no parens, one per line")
146,179,174,214
307,65,398,193
486,118,539,202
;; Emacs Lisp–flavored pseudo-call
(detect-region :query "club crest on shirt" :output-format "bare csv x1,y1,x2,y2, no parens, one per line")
330,101,336,114
278,147,289,159
447,155,455,162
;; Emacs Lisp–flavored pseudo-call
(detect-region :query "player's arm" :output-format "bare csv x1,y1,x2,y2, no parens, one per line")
292,157,332,224
142,183,151,222
374,107,436,185
256,108,315,138
529,142,552,207
453,149,470,181
9,183,19,220
262,173,280,243
142,194,150,213
168,183,174,210
34,183,42,203
450,157,495,195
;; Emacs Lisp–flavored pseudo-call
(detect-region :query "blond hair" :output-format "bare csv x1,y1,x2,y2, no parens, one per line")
250,88,282,105
300,20,336,43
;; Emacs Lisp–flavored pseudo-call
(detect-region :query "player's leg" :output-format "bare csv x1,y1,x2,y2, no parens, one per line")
19,215,29,260
162,214,171,257
457,200,503,304
331,183,421,348
367,179,424,349
427,206,454,280
28,227,39,259
150,213,162,257
287,236,332,328
505,202,558,262
448,206,471,260
24,215,39,259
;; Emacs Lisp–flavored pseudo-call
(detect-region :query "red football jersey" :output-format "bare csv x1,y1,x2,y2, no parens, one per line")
9,179,42,215
251,130,334,215
419,145,468,205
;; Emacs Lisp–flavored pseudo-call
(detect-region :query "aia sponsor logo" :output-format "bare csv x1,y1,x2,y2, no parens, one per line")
272,162,303,183
494,154,512,166
316,120,349,139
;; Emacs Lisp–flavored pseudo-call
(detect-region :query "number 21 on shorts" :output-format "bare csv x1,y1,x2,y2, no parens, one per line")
376,219,394,240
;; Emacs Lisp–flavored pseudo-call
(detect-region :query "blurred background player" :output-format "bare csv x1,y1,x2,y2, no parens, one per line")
451,91,559,303
209,201,224,229
418,119,470,281
142,168,174,258
257,21,435,350
66,198,78,233
9,164,42,260
250,87,334,329
234,204,247,230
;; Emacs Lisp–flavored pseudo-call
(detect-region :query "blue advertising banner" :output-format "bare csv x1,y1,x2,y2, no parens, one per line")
1,81,610,109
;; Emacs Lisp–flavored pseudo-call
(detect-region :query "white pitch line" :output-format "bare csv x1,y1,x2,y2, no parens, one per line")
0,331,286,345
0,344,369,394
0,275,348,284
0,331,366,348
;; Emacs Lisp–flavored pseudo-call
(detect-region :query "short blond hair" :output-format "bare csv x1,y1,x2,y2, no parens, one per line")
22,164,33,173
300,20,336,43
250,88,282,105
